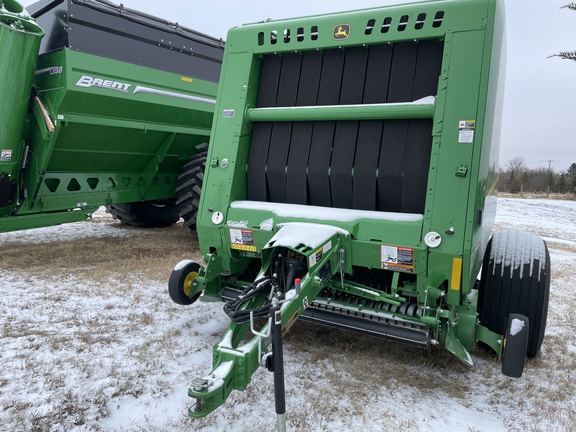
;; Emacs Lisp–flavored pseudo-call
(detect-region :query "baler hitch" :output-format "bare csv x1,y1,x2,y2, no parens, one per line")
187,223,349,420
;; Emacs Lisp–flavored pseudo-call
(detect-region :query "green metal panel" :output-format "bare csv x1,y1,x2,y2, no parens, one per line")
0,48,219,231
0,1,223,232
0,1,43,209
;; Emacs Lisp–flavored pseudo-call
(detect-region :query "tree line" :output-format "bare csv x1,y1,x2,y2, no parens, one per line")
499,158,576,195
501,5,576,196
503,4,576,196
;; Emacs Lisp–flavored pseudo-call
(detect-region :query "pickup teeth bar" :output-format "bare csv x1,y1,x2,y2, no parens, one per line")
221,287,431,349
301,299,431,349
318,288,424,318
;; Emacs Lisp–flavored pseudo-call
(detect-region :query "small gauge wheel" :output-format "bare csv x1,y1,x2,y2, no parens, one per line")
169,260,202,305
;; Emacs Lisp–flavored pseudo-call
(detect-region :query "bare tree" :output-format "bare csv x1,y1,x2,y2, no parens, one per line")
506,156,526,172
506,157,526,193
499,160,576,194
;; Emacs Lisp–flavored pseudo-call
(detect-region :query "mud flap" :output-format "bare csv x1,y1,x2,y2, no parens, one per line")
446,326,474,366
501,314,529,378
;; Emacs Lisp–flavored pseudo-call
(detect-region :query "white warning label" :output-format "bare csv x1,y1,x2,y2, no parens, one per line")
458,120,476,143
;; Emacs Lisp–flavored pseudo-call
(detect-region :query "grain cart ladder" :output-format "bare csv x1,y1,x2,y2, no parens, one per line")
169,0,551,420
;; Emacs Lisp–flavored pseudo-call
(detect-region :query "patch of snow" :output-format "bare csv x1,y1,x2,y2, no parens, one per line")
413,95,436,104
259,218,274,231
510,318,526,336
490,229,547,279
174,259,195,272
231,200,423,222
204,361,234,392
227,220,249,228
266,222,348,249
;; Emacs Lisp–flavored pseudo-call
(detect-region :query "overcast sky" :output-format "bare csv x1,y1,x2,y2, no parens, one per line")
21,0,576,172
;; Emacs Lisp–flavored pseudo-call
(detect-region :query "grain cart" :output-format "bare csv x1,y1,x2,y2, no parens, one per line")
0,0,223,233
169,0,550,419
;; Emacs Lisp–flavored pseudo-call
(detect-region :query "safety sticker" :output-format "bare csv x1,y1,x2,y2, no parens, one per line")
230,228,257,252
381,245,414,272
309,241,332,268
1,149,12,162
282,310,299,336
458,120,475,143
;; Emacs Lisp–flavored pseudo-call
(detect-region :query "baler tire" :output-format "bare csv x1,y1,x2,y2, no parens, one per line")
478,230,551,358
107,199,179,228
169,260,202,306
176,151,207,232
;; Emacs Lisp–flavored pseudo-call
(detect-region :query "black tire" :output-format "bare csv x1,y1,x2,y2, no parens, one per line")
478,230,551,358
169,260,202,305
107,199,179,228
176,151,207,232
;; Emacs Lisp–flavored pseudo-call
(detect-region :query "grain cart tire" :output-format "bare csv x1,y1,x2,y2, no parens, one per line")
169,260,202,305
107,199,179,228
478,230,551,358
176,151,207,232
501,313,529,378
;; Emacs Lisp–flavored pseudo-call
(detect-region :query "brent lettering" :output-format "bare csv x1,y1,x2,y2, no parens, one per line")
75,75,132,93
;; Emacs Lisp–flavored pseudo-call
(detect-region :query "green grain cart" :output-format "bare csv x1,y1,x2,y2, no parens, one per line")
169,0,551,419
0,0,223,233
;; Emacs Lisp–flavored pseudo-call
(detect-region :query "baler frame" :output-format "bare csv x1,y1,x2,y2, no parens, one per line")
169,0,548,420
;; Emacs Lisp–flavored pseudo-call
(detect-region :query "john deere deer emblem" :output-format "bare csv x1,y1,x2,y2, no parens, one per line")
332,24,350,40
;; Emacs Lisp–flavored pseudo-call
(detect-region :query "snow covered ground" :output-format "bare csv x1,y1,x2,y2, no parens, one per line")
0,197,574,431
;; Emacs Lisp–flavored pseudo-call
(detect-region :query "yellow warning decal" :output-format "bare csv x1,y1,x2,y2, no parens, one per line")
231,244,257,252
451,257,463,291
181,76,193,83
282,310,299,336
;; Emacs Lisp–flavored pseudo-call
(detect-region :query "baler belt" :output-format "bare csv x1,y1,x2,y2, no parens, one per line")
287,122,314,205
249,39,443,213
307,48,345,207
330,46,368,209
353,120,384,210
286,51,324,205
267,53,302,203
247,54,282,201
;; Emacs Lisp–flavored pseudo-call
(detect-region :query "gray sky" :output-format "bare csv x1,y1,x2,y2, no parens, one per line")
21,0,576,172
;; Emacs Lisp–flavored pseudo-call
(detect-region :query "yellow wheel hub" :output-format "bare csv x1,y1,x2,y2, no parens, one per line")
183,271,198,297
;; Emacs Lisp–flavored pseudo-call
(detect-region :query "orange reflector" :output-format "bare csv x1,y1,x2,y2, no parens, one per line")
182,76,193,83
451,257,462,291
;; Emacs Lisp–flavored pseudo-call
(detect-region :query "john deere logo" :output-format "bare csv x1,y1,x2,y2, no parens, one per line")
333,24,350,40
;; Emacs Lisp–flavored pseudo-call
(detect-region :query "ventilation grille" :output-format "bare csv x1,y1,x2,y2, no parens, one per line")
257,11,445,46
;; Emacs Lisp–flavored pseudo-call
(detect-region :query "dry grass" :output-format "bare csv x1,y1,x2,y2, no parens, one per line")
0,223,201,282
